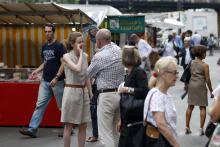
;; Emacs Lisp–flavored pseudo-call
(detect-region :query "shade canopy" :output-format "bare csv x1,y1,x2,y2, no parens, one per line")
0,3,96,25
56,4,122,26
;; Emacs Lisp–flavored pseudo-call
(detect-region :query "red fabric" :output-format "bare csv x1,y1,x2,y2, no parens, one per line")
0,82,61,127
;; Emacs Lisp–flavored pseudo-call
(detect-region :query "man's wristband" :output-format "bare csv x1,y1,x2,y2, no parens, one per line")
55,75,59,79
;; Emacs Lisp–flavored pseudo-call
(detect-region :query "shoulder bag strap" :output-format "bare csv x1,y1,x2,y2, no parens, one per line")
144,91,156,122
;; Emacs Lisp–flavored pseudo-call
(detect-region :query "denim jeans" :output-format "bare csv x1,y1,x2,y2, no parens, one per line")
28,79,64,134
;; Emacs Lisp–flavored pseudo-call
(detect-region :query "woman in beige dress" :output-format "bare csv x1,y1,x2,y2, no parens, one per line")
61,32,92,147
185,45,213,135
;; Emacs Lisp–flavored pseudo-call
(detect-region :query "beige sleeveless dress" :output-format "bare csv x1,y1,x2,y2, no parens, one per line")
61,51,91,124
188,60,208,106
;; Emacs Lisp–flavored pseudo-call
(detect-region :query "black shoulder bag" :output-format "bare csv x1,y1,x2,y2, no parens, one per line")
133,92,156,147
180,62,191,83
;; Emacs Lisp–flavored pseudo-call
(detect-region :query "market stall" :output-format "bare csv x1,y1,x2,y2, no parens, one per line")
0,3,95,127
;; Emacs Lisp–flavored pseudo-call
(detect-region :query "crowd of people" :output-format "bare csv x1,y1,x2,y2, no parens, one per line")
18,23,220,147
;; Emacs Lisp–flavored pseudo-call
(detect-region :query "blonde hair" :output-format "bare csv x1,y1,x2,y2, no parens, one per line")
148,56,177,88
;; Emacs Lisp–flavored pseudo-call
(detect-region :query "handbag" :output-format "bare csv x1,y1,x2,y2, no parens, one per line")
145,92,172,147
205,122,217,138
180,62,191,83
133,92,156,147
134,91,172,147
120,94,145,119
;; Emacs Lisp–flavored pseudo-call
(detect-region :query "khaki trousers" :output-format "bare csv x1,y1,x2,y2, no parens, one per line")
97,92,120,147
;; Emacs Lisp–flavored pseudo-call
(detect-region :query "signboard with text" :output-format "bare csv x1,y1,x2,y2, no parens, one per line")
107,16,145,33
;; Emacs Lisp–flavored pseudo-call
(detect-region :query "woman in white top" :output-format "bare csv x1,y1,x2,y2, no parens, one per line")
144,56,179,147
163,35,175,57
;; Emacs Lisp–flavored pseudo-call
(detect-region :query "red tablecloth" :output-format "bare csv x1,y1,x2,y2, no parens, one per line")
0,82,61,127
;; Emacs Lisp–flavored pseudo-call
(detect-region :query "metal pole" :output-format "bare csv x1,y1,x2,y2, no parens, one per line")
86,0,89,5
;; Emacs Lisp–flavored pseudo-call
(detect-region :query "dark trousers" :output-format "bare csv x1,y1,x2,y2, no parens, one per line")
209,45,214,56
174,47,180,65
119,124,142,147
90,84,99,138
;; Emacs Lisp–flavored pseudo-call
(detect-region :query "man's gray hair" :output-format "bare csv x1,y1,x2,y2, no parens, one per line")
96,29,111,41
129,34,138,40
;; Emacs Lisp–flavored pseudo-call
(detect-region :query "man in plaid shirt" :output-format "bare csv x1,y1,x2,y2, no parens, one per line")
87,29,124,147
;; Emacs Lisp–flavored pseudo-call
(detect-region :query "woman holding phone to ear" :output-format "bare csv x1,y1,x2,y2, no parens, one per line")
61,32,92,147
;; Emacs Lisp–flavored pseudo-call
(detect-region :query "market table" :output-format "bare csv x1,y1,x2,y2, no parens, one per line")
0,82,61,127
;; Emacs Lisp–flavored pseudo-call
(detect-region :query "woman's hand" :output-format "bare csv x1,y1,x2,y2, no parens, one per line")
116,121,121,133
153,112,178,147
89,92,93,101
76,44,82,52
118,87,128,94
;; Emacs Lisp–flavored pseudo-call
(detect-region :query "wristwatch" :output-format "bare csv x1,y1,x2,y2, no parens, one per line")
127,87,134,93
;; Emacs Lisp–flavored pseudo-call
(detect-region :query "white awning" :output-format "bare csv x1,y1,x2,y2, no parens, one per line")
56,4,122,26
0,3,96,25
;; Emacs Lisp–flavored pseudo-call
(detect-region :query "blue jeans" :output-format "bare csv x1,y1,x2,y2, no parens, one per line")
28,79,64,134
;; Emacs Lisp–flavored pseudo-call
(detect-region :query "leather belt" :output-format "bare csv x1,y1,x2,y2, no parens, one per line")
65,84,85,88
98,88,118,93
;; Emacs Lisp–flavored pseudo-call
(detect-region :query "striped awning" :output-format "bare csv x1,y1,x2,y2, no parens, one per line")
0,3,96,25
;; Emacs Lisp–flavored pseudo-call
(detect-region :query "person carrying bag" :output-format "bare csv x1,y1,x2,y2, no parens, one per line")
143,57,180,147
117,46,149,147
144,91,172,147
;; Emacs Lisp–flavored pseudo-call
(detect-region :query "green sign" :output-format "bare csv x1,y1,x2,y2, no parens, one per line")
107,16,145,33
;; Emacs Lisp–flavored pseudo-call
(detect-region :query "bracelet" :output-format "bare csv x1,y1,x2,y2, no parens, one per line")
55,75,59,79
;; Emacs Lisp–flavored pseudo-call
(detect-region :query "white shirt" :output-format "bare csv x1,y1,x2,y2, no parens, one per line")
185,47,191,65
144,88,178,138
163,41,175,57
136,39,152,58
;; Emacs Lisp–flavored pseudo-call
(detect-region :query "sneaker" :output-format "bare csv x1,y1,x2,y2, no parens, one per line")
185,128,192,135
199,128,204,136
19,129,36,138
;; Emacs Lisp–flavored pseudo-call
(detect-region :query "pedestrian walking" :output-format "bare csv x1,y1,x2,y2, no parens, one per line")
163,34,176,57
207,33,216,56
185,45,213,135
19,23,66,138
179,37,194,70
129,34,152,72
144,56,179,147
